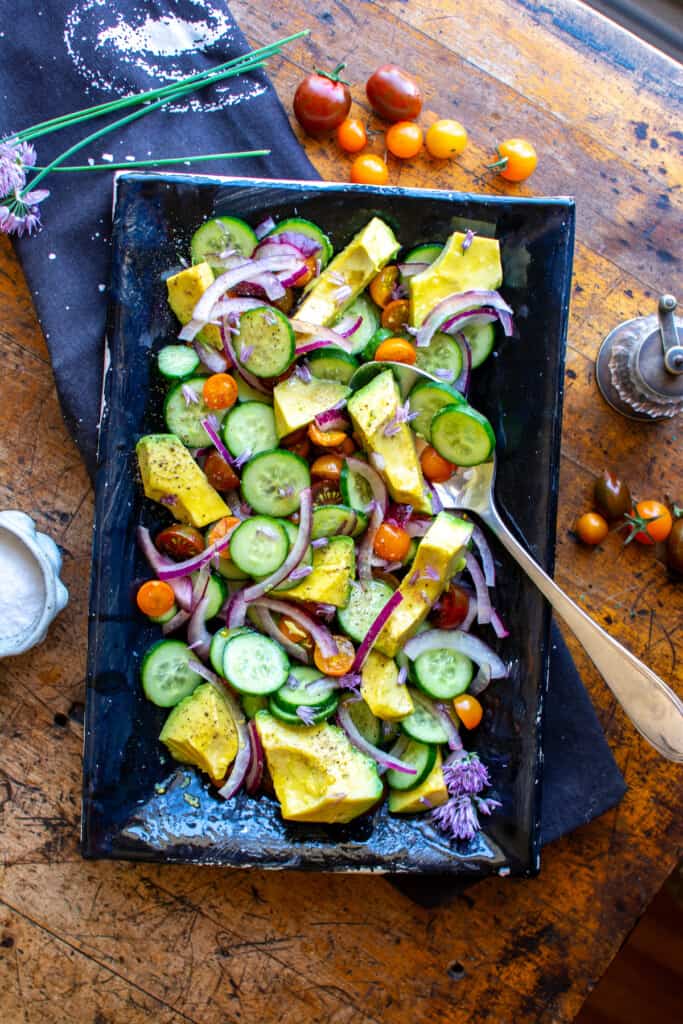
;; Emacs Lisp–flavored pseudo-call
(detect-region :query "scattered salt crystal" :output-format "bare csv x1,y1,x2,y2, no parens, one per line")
98,284,106,293
48,253,56,260
101,153,113,163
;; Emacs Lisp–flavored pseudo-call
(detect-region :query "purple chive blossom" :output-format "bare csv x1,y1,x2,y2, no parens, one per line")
296,705,316,725
0,188,49,238
239,343,255,363
256,525,278,540
431,794,481,841
409,569,420,585
419,795,434,808
277,485,295,498
329,271,346,285
476,796,501,816
286,674,301,690
288,564,313,581
435,368,455,382
333,284,353,305
337,672,362,692
181,384,199,406
404,324,420,337
159,493,177,506
233,448,253,469
294,362,312,384
397,665,408,686
263,310,276,326
443,752,492,798
462,229,476,252
311,537,329,549
383,401,419,437
423,564,440,581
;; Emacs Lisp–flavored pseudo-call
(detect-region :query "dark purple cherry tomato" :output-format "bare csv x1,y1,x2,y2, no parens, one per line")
594,470,631,521
293,64,351,137
366,65,422,123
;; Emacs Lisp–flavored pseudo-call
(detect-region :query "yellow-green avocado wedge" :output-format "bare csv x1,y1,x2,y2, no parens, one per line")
136,434,230,527
295,217,400,325
409,231,503,328
348,369,432,514
273,374,350,438
166,262,222,348
255,711,383,823
375,512,473,658
282,536,355,608
388,749,449,813
160,684,238,785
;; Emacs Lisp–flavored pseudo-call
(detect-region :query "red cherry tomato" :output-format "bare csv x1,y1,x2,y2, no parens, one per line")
431,584,470,629
624,500,673,545
204,450,240,492
293,65,351,137
366,65,423,122
155,525,205,560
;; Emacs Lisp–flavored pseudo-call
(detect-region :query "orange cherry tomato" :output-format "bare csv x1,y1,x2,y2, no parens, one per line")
420,445,456,483
272,287,295,314
385,120,423,159
202,373,238,410
206,515,242,555
155,524,205,561
337,436,356,456
314,635,356,677
311,453,344,482
282,426,311,460
369,265,399,308
431,583,470,629
489,138,538,182
374,337,416,365
308,421,348,448
425,119,468,159
624,500,673,546
373,522,411,562
350,153,389,185
292,255,319,288
136,580,175,618
453,694,483,730
279,617,313,652
203,450,240,492
575,512,608,546
380,299,410,332
337,117,367,153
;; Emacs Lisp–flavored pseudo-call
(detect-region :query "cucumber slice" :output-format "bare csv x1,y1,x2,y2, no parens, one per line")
346,698,382,747
240,450,311,517
268,217,333,267
400,696,450,744
210,626,249,675
463,322,496,368
361,326,393,361
157,344,200,380
413,648,474,699
274,666,332,711
407,380,465,441
403,243,443,265
148,604,179,625
311,504,367,540
386,740,437,791
140,639,202,708
430,404,495,466
222,631,289,695
234,307,295,379
340,462,373,512
163,375,225,447
269,691,339,725
221,402,278,459
190,572,227,619
237,375,273,404
414,332,464,382
191,216,257,273
335,294,380,356
229,516,290,577
308,347,358,385
337,578,394,644
268,520,313,592
214,555,250,581
242,694,268,718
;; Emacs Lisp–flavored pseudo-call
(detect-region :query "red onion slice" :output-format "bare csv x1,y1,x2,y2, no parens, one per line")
464,551,491,625
461,594,478,632
412,691,462,751
405,519,430,538
288,319,355,352
490,609,510,639
255,216,276,240
259,230,322,257
470,524,496,586
251,597,338,659
416,290,514,348
351,590,403,672
217,689,251,800
245,720,264,794
398,261,431,277
156,527,236,582
314,406,349,432
221,320,272,396
453,332,472,394
295,339,334,357
161,607,191,635
201,415,236,469
403,628,508,679
187,585,211,662
244,271,286,301
334,314,362,338
240,488,312,602
249,606,310,663
357,500,385,581
279,264,309,288
469,661,492,695
137,526,193,611
255,239,306,263
194,340,228,373
337,701,417,774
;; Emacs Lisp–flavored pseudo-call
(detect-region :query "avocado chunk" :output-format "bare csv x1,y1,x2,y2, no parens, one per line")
388,749,449,813
348,369,431,513
160,683,238,785
166,262,222,348
361,650,414,721
296,217,399,326
409,231,503,328
136,434,229,527
273,375,350,438
375,512,473,658
255,711,383,823
284,536,355,608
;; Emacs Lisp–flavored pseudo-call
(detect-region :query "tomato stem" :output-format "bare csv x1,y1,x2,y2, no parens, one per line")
486,156,509,171
314,62,351,85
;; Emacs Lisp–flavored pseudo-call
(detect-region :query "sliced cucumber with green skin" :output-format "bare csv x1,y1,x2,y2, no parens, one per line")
400,694,450,744
414,332,463,382
361,326,393,361
340,462,373,512
214,555,250,581
163,375,225,447
311,504,367,540
269,692,339,725
222,631,289,695
337,579,394,644
268,520,313,591
347,698,383,747
141,639,202,707
308,347,358,385
274,668,333,711
221,402,278,459
234,307,295,379
242,694,268,718
267,217,333,267
210,626,249,675
335,294,380,356
190,572,228,619
430,404,495,466
407,380,465,441
148,604,179,625
157,344,200,380
413,648,474,699
240,450,310,517
403,243,443,265
191,216,257,273
463,322,496,368
386,740,437,791
236,375,273,404
229,516,290,577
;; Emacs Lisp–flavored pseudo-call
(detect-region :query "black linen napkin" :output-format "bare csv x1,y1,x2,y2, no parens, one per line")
1,1,625,892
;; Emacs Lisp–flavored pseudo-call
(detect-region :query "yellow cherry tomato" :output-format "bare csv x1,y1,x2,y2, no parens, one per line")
279,617,313,653
373,522,411,562
453,694,483,730
136,580,175,618
374,337,417,365
202,373,238,410
337,117,367,153
575,512,608,546
310,453,344,482
369,265,399,308
314,635,356,677
489,138,538,182
380,298,410,332
425,119,468,159
350,153,389,185
308,422,349,448
385,120,424,159
420,445,456,483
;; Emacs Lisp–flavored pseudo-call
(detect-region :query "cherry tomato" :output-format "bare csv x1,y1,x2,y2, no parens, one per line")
308,421,348,448
489,138,538,182
666,515,683,575
369,266,399,308
311,480,343,505
293,65,351,137
332,436,356,457
576,512,608,546
594,470,631,521
204,450,240,492
337,117,367,153
374,337,416,365
272,287,295,314
430,583,470,629
282,426,311,460
453,694,483,730
380,299,410,332
624,500,673,546
385,120,423,159
280,617,313,652
366,65,422,122
420,445,456,483
206,516,242,554
136,580,175,618
425,119,468,159
202,373,238,410
350,153,389,185
314,635,356,676
373,522,411,562
311,453,344,482
155,524,205,561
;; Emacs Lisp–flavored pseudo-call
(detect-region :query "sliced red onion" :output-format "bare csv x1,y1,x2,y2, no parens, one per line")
334,314,362,338
244,271,286,301
413,691,462,751
279,264,309,288
187,585,211,661
193,340,228,373
347,456,388,515
308,602,336,621
255,216,276,240
295,339,335,357
250,606,310,663
188,658,220,685
416,290,514,348
314,406,349,432
137,526,193,611
470,524,495,587
200,415,237,469
461,594,478,632
217,688,250,799
490,609,510,639
405,519,430,538
398,261,430,277
221,320,271,396
469,661,492,695
157,528,236,582
226,589,247,629
240,488,312,602
194,255,299,322
161,607,191,635
351,590,403,672
428,484,443,514
225,490,251,520
244,720,264,794
295,362,312,384
251,597,338,659
357,500,384,581
386,502,413,527
465,551,491,625
337,701,418,775
254,239,305,263
260,229,322,257
453,332,472,394
289,319,355,351
209,296,264,326
403,628,508,679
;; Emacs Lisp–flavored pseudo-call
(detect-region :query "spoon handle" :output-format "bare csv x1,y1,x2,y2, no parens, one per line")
480,506,683,762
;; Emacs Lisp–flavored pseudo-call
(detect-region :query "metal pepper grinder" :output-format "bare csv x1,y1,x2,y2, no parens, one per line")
596,294,683,420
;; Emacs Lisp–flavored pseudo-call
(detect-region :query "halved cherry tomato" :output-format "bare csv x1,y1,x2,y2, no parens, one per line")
155,524,205,561
337,117,367,153
272,287,295,314
136,580,175,618
311,453,344,482
314,635,356,676
380,299,410,332
329,435,356,457
575,512,608,546
488,138,538,182
430,583,470,629
280,617,313,652
202,373,238,410
369,265,399,308
374,337,416,365
421,445,456,483
292,254,319,288
385,120,423,159
425,119,468,159
308,421,348,448
282,426,311,460
206,516,242,555
311,480,343,505
350,153,389,185
624,500,673,545
204,450,240,492
373,522,411,562
453,694,483,730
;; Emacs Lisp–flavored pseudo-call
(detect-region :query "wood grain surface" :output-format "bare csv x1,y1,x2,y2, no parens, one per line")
1,1,681,1021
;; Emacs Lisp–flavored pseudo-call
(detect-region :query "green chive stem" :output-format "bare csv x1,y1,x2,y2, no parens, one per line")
33,151,270,171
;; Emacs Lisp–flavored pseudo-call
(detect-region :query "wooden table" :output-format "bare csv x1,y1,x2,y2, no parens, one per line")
1,2,681,1021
